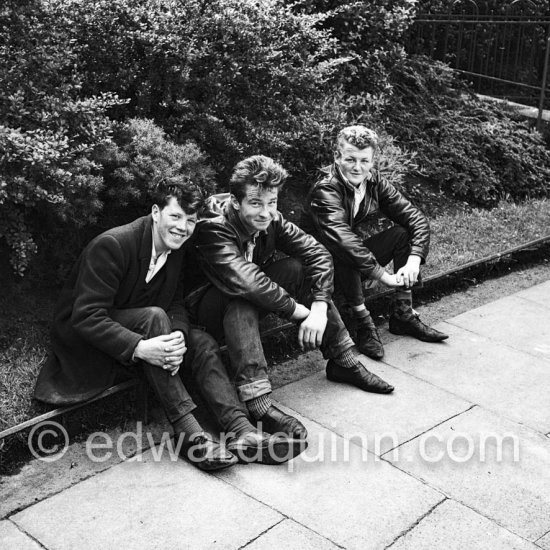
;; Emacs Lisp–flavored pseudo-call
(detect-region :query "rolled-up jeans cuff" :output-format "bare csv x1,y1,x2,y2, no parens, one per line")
237,378,272,402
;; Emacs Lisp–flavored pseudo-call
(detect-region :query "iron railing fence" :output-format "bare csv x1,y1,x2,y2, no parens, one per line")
405,0,550,129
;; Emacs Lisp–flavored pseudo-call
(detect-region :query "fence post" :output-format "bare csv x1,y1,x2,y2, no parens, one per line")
537,27,550,131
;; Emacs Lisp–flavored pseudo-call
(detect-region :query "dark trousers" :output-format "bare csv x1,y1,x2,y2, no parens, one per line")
196,257,354,402
335,225,415,307
111,307,248,430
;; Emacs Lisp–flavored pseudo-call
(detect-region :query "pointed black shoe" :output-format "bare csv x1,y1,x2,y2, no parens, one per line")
326,359,394,394
389,314,448,343
227,431,308,465
178,432,238,472
258,405,308,439
355,317,384,359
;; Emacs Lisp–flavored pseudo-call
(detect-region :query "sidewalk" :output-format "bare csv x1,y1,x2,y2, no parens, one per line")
1,280,550,549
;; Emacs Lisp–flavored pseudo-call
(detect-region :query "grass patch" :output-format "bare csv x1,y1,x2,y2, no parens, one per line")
1,198,550,459
425,199,550,277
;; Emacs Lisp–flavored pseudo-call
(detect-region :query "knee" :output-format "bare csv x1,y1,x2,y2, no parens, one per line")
390,226,410,246
142,306,171,336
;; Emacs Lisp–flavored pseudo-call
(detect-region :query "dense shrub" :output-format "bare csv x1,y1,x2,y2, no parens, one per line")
382,56,550,206
0,1,124,276
52,0,341,184
97,118,217,226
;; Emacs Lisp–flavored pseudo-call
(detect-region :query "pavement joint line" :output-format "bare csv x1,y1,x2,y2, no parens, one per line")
448,497,546,546
444,317,550,365
8,518,49,549
379,332,550,439
237,517,286,550
379,404,477,459
516,295,550,310
383,496,448,549
537,528,550,543
1,429,171,521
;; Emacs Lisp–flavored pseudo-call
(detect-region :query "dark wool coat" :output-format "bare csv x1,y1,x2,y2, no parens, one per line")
34,215,190,405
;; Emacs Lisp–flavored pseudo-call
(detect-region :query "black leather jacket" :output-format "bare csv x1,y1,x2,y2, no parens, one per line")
306,164,430,280
193,200,334,319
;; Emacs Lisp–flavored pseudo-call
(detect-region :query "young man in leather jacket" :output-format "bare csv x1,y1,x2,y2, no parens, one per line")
307,125,448,360
191,155,395,445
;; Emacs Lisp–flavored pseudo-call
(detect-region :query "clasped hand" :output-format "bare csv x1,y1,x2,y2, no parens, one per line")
133,331,186,376
291,301,328,351
395,255,421,289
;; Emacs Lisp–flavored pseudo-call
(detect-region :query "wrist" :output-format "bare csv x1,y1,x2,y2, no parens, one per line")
407,255,421,267
310,300,328,315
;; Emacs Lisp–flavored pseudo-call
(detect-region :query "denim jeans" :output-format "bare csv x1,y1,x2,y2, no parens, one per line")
335,225,420,307
196,257,354,402
111,307,248,430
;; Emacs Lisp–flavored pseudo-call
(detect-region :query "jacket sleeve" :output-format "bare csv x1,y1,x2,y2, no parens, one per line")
70,235,143,365
377,178,430,261
274,215,334,303
195,221,298,319
309,183,386,280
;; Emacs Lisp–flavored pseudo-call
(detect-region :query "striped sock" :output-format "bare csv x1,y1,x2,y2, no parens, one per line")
172,412,203,439
246,393,272,420
334,346,358,369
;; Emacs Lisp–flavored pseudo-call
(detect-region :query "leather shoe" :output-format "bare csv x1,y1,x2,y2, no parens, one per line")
227,431,308,465
326,359,394,394
355,317,384,359
258,405,308,439
389,314,448,342
178,432,238,472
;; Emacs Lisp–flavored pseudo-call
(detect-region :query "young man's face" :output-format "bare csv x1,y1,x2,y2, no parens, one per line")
335,140,375,186
152,196,197,253
231,184,279,235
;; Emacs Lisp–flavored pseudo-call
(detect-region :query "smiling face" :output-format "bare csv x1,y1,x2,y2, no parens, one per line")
335,141,375,186
152,196,197,253
231,184,279,235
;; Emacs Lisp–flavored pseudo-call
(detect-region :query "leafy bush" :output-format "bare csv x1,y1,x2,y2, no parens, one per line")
97,118,217,226
382,56,550,206
0,1,124,275
53,0,341,184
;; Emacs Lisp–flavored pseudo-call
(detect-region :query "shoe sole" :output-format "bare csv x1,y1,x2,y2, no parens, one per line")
388,326,448,342
326,371,394,394
228,439,308,465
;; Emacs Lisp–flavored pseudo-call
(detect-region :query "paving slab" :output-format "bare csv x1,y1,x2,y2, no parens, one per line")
12,448,282,550
242,519,340,550
447,295,550,360
0,520,42,550
515,280,550,309
389,499,538,550
216,406,444,550
382,322,550,434
385,406,550,542
536,531,550,550
272,363,471,455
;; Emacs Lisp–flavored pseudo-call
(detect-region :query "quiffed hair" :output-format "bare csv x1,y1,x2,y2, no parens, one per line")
335,125,379,156
229,155,288,202
150,176,203,214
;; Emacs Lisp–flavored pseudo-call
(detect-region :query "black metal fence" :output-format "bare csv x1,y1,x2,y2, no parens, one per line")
406,0,550,129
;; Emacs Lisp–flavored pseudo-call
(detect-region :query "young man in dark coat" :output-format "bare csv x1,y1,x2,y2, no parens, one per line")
307,125,448,360
190,156,395,445
34,180,296,470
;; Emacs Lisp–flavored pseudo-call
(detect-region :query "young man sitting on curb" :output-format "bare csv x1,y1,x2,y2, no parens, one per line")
189,155,394,444
34,180,299,470
306,125,448,360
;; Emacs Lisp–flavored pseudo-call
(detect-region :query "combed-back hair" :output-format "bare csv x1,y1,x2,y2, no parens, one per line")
230,155,288,202
150,176,204,214
335,125,379,156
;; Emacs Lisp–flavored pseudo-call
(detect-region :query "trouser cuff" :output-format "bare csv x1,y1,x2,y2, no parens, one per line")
237,378,272,402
